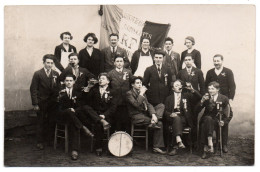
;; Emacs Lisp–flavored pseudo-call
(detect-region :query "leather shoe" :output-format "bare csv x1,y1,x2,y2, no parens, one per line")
201,151,207,159
96,148,103,156
82,126,94,137
153,147,166,154
223,145,228,153
36,143,44,150
148,123,161,129
168,149,177,156
71,150,78,160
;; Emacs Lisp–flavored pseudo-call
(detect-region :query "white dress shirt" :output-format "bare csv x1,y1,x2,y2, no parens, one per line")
214,66,224,76
174,92,181,109
66,87,73,99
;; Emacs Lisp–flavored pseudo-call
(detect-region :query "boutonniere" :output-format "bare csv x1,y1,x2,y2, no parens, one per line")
79,72,83,77
104,91,112,102
182,99,187,110
123,72,129,80
221,72,226,77
53,75,57,83
164,74,168,86
190,71,195,76
72,96,77,103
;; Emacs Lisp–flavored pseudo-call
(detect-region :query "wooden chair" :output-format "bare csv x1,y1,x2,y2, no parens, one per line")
131,123,149,151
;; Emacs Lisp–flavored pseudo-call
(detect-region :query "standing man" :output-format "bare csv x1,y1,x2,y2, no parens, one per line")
131,37,154,77
54,32,77,72
108,54,133,133
30,54,60,150
180,36,201,70
197,82,232,159
126,76,166,154
164,37,181,82
101,33,130,72
143,49,172,107
204,54,235,153
205,54,236,106
59,53,95,92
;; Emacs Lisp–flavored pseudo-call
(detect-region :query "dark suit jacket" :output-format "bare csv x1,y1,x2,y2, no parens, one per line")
59,66,95,91
30,68,60,106
164,92,194,127
180,49,201,70
83,85,118,119
54,43,77,62
196,93,232,124
163,50,181,81
78,47,103,77
205,67,236,99
108,68,133,105
101,46,130,72
130,49,154,75
126,89,156,117
143,64,172,106
177,67,205,95
58,87,82,111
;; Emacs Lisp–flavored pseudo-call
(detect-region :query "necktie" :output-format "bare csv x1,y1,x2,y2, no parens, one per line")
157,64,161,77
112,47,115,53
177,93,181,109
47,69,51,77
187,68,191,75
68,89,71,99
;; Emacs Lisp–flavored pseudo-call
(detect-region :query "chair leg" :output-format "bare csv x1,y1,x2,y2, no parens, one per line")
145,127,148,151
189,130,192,154
78,129,81,151
65,125,69,153
54,124,58,150
131,124,134,137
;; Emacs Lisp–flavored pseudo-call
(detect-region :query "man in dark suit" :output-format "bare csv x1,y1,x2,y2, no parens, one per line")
57,74,93,160
164,80,200,155
54,32,77,72
143,49,172,107
77,73,116,156
130,37,154,77
196,81,232,159
30,54,60,150
204,54,235,153
59,53,96,92
78,33,103,77
126,76,166,154
180,36,201,70
101,33,130,72
163,37,181,82
108,54,133,133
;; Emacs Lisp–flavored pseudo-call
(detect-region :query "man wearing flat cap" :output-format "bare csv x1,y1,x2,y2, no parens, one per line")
180,36,202,70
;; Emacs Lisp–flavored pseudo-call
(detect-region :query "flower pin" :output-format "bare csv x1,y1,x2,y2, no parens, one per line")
221,72,226,77
164,74,168,86
72,96,77,103
79,72,83,77
191,71,195,76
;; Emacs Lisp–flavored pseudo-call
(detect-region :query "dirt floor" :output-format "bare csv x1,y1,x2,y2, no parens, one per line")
4,134,254,167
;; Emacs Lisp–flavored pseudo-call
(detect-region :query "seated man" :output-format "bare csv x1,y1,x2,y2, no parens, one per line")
126,76,166,154
196,81,232,159
57,74,93,160
164,80,201,156
77,73,115,156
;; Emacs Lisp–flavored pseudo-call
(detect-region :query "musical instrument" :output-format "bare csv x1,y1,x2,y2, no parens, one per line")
216,101,223,156
108,131,133,157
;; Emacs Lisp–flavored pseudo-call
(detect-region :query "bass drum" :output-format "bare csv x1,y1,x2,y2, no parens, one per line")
108,131,133,157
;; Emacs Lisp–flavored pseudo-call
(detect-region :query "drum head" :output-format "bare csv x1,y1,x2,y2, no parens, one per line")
108,132,133,157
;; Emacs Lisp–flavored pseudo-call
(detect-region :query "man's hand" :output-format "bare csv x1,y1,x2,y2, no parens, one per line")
170,112,178,118
99,114,105,119
201,93,210,104
139,86,147,96
33,105,40,111
70,108,75,112
219,120,224,127
229,99,233,108
151,114,158,123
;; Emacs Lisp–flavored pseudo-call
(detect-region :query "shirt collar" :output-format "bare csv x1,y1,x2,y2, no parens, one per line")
116,67,123,73
215,66,224,72
186,66,192,72
110,46,117,51
44,67,51,73
156,63,162,69
141,48,149,54
211,93,218,101
99,85,108,91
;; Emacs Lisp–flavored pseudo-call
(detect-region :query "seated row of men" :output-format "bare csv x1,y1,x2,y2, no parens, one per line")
30,48,235,160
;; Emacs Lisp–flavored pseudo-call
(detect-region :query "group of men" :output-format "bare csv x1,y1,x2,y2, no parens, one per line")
30,31,236,160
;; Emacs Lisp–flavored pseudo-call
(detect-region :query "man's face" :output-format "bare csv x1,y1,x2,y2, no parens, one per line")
165,41,173,51
114,57,124,69
64,77,75,88
43,59,54,70
213,56,223,70
110,36,118,47
62,34,71,44
184,56,194,68
69,55,79,67
154,54,164,65
86,36,94,47
208,85,219,96
141,39,150,49
185,39,193,49
173,81,183,93
99,75,109,87
132,79,143,90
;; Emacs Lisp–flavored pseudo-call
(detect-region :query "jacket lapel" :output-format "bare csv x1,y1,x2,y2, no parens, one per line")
39,68,52,88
